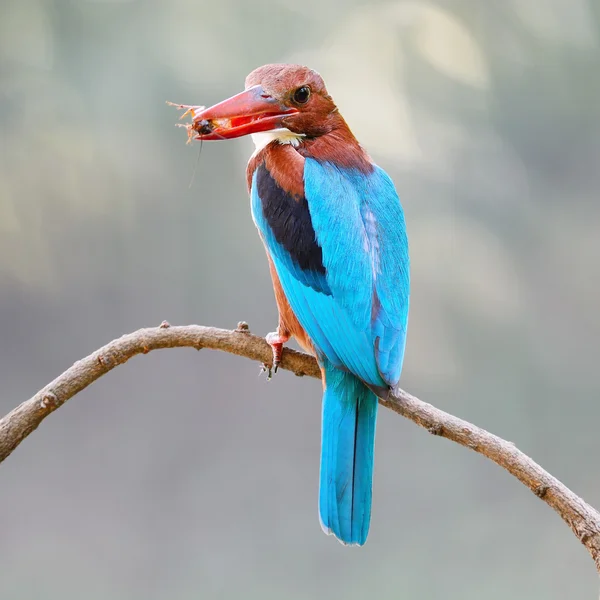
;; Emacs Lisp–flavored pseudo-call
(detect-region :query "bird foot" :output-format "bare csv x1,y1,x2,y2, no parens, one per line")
262,331,290,380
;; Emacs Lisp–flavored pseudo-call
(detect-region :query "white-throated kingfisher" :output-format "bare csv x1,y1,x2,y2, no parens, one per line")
181,64,409,546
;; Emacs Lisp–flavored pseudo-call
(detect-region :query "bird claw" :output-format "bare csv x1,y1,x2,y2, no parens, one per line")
260,363,274,381
264,331,289,379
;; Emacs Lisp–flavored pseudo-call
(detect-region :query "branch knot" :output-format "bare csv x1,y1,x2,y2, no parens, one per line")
39,392,59,410
427,423,444,436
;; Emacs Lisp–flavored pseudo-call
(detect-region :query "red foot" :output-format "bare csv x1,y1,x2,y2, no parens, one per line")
265,331,290,376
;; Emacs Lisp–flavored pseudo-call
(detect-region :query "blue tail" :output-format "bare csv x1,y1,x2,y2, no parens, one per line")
319,362,378,546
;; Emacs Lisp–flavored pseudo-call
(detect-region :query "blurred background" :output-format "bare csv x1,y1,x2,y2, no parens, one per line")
1,0,599,598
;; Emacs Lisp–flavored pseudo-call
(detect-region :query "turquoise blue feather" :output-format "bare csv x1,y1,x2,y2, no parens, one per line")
319,361,377,546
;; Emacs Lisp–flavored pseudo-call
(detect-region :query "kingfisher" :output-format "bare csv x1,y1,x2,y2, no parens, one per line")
180,64,409,546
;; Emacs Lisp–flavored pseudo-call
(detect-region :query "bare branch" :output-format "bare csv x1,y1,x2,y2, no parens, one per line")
1,322,600,570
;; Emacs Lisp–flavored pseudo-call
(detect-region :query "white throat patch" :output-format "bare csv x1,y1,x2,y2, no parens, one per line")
251,128,305,153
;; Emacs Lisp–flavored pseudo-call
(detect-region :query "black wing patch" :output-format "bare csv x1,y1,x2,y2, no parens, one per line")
256,163,327,276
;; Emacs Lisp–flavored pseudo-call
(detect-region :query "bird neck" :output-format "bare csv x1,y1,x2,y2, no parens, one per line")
246,118,373,194
298,124,373,173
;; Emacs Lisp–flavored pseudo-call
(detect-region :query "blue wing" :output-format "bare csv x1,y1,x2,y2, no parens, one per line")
251,158,409,388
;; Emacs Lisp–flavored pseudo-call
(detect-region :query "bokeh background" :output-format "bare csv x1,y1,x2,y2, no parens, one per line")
1,0,600,598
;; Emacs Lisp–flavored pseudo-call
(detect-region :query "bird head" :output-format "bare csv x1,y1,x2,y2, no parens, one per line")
186,64,340,143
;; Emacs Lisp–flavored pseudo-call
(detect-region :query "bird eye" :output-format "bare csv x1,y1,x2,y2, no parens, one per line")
293,86,311,105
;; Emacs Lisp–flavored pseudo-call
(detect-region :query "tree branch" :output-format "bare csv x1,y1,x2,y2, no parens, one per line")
2,321,600,571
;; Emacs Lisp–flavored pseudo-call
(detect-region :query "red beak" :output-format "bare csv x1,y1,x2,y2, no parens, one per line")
188,85,298,141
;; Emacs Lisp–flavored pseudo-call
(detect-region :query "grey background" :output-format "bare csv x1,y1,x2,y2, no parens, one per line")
1,0,599,598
